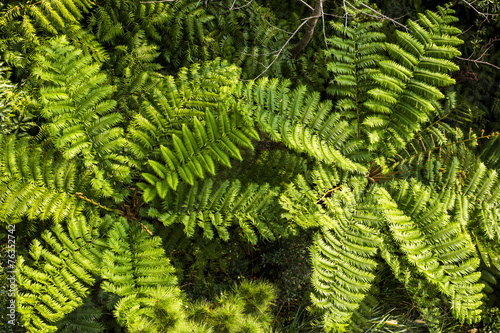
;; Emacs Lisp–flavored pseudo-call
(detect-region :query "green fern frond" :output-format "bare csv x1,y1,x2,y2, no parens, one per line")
0,136,88,223
31,37,129,196
54,297,104,333
137,106,258,201
281,166,381,330
100,218,182,332
15,216,101,333
146,177,285,244
243,78,364,173
126,59,243,162
378,179,487,324
326,8,463,164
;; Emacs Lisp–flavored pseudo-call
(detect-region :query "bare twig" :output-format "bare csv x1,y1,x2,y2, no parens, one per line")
457,37,500,70
230,0,254,11
457,24,475,36
461,0,500,21
250,17,313,80
345,0,408,31
140,0,177,3
342,0,349,33
298,0,314,11
321,0,328,47
291,0,324,57
457,56,500,69
323,12,348,19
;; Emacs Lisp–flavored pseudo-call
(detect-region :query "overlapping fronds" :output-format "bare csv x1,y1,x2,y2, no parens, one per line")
326,6,463,163
377,182,484,323
31,37,129,197
88,0,167,84
384,144,500,323
279,156,500,329
280,166,380,330
126,59,244,162
374,7,463,154
0,0,97,71
147,178,286,244
1,1,498,332
15,214,185,333
100,218,177,295
136,106,258,201
202,0,291,80
15,216,101,333
26,0,92,35
100,218,182,332
54,297,104,333
241,78,365,173
90,0,170,45
441,156,500,265
0,136,87,223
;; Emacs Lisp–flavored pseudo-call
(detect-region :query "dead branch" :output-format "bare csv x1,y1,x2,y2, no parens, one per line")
291,0,324,58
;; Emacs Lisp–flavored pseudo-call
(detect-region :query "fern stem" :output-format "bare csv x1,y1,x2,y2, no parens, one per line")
420,131,499,157
291,0,324,58
354,43,360,139
74,191,153,236
316,186,341,204
416,111,453,138
75,192,117,212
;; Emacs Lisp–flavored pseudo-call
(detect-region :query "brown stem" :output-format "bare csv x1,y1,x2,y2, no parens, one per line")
291,0,324,58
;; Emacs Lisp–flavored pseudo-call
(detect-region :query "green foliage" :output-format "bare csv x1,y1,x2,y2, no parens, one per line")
188,280,276,333
100,221,182,333
326,6,463,163
146,178,286,243
0,64,38,138
242,78,364,173
1,1,499,332
15,216,100,332
136,107,258,200
0,136,87,224
31,37,129,197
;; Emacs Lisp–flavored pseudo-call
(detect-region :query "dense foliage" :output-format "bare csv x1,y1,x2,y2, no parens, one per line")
1,0,499,332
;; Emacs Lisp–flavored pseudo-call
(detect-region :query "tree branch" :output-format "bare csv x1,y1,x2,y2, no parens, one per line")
461,0,500,21
345,0,408,31
457,56,500,70
230,0,254,10
290,0,324,58
250,17,312,80
140,0,178,3
298,0,314,11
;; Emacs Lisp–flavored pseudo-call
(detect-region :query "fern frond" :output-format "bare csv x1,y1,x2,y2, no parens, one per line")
146,178,285,244
243,79,364,173
15,216,101,332
137,106,258,201
0,136,88,223
31,37,129,196
280,165,380,329
378,179,486,324
54,297,104,333
100,219,182,332
126,59,243,162
325,9,463,164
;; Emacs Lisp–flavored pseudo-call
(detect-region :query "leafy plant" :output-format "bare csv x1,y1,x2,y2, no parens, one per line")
0,1,499,332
